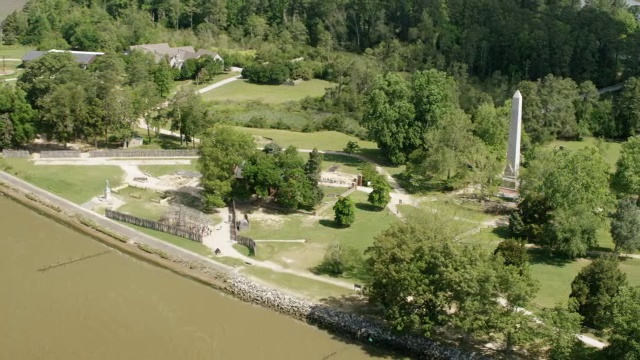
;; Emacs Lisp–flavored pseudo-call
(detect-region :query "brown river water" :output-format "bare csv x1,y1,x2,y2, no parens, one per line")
0,196,397,360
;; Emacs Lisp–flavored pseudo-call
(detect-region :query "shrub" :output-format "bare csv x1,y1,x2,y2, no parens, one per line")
320,115,346,132
270,120,291,130
246,116,268,128
333,196,356,227
314,243,364,277
242,62,290,84
494,239,528,268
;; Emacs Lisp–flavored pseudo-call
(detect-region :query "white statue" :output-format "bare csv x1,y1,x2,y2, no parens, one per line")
104,179,111,200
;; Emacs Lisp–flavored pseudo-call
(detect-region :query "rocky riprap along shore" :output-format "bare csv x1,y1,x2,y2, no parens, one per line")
227,276,485,360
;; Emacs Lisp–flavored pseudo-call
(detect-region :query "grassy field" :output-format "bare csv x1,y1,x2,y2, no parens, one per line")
544,137,622,170
236,127,376,152
240,266,353,300
115,187,167,220
0,44,33,59
1,159,123,204
202,79,333,103
138,162,199,177
240,191,398,271
530,249,640,308
321,153,366,175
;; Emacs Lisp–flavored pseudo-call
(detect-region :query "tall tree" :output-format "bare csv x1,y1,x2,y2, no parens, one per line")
408,109,485,189
303,148,323,184
0,86,37,150
333,196,356,227
152,60,174,97
17,52,77,108
603,286,640,359
199,126,256,210
365,209,539,351
616,76,640,138
361,69,458,165
569,256,628,330
514,147,615,257
610,197,640,253
39,83,90,147
368,182,391,210
518,75,580,143
612,136,640,202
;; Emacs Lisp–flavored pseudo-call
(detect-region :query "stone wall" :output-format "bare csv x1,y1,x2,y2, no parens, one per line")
40,150,81,158
1,150,30,158
227,276,483,360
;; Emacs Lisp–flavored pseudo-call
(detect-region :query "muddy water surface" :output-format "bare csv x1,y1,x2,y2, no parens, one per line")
0,196,395,360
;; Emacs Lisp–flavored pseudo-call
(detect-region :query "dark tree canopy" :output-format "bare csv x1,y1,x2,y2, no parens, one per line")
512,147,615,257
610,197,640,254
569,256,628,330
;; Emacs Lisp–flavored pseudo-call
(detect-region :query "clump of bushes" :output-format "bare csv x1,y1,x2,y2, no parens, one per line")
242,63,290,84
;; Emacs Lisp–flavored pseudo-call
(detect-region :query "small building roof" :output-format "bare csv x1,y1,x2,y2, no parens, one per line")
22,51,46,62
22,50,102,65
195,49,221,59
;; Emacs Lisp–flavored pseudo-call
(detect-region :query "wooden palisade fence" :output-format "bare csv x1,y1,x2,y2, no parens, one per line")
105,209,203,242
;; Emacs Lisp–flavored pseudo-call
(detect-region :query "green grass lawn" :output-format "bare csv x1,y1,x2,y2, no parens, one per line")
240,266,352,300
0,44,33,59
529,248,640,308
115,187,167,220
321,153,366,175
121,222,213,257
201,79,333,104
138,162,198,177
236,127,377,152
544,137,622,170
1,159,123,204
240,191,398,271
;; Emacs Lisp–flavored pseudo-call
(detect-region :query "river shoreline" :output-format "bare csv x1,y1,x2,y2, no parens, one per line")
0,177,481,359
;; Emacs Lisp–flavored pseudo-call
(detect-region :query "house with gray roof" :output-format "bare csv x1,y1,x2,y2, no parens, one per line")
21,50,105,69
128,43,223,68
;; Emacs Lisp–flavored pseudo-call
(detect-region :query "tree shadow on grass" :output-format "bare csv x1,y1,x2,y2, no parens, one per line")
527,247,574,267
355,202,381,212
319,219,343,229
156,133,190,149
323,153,365,169
492,226,511,240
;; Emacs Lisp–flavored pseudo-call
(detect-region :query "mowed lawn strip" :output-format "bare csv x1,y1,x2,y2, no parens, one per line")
201,79,333,104
2,159,123,204
240,266,352,300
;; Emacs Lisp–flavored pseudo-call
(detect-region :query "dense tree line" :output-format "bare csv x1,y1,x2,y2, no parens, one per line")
0,51,179,150
4,0,639,90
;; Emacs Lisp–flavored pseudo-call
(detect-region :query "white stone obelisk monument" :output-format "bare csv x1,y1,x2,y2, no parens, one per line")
503,90,522,189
